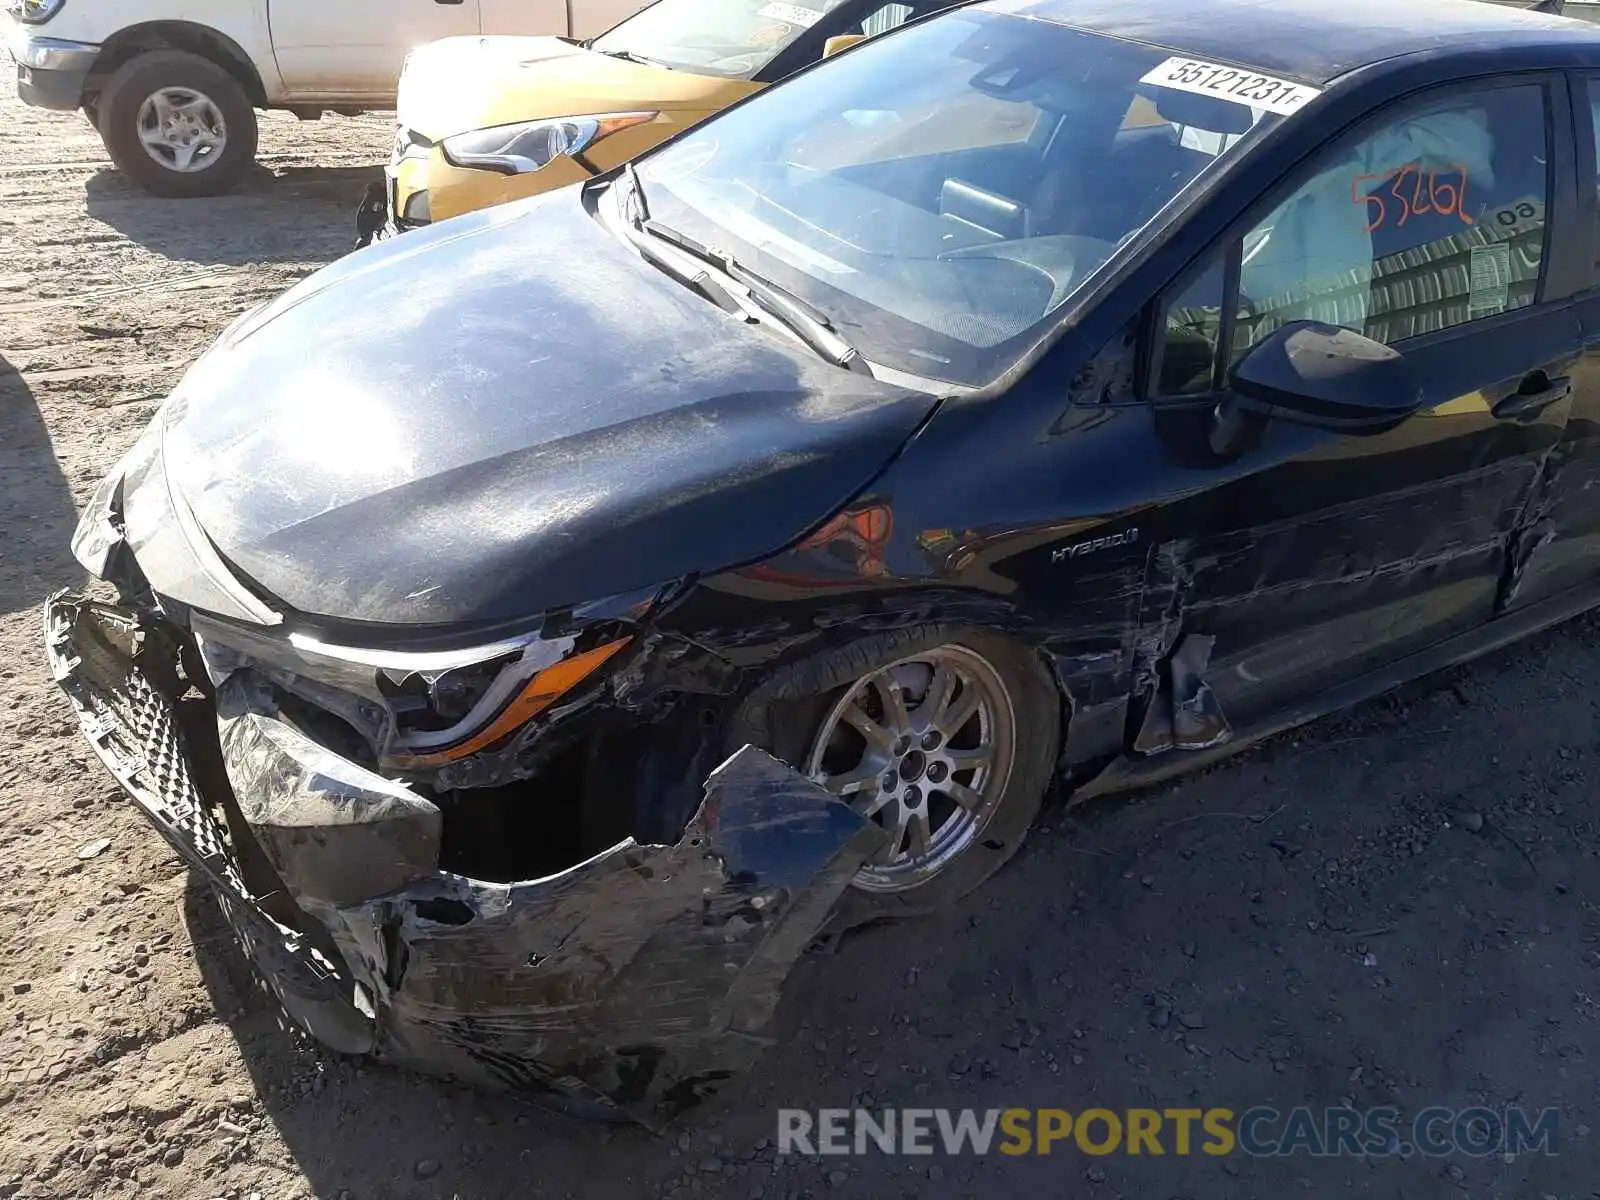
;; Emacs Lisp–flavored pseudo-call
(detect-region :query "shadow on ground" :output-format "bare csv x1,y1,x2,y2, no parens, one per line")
85,166,382,266
181,878,651,1200
0,354,82,614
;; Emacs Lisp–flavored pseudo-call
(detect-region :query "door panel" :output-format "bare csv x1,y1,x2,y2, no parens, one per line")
1134,77,1576,732
1144,307,1577,730
269,0,482,97
479,0,637,38
1506,295,1600,606
1508,78,1600,608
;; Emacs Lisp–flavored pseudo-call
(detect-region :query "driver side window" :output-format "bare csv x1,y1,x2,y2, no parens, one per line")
1153,82,1551,398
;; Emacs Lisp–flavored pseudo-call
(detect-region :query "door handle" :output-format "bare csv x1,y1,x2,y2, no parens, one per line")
1492,374,1571,422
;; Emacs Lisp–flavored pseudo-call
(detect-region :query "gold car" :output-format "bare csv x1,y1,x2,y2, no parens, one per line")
356,0,960,243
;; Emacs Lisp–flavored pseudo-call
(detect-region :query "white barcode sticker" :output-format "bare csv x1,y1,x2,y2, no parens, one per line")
758,2,825,25
1140,57,1320,117
1469,243,1512,318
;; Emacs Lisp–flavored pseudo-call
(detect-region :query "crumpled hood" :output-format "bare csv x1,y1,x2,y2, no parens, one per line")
396,35,751,142
150,193,938,629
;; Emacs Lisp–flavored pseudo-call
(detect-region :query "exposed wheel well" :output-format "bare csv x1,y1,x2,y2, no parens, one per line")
86,22,266,108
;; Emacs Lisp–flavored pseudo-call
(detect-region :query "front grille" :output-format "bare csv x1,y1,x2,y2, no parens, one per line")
46,595,372,1053
117,671,235,867
46,598,244,890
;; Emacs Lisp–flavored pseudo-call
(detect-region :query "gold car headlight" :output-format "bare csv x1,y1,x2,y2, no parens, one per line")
440,112,658,176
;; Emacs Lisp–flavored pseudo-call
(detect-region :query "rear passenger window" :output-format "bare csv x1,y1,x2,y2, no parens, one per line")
1154,83,1551,395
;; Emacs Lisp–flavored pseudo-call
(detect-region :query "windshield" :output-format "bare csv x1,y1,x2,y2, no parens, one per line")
635,6,1289,385
594,0,854,78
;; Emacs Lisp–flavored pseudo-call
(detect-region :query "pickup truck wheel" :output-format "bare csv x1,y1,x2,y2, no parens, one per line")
97,51,257,198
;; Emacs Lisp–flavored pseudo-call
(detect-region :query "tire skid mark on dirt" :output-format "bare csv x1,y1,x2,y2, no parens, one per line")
0,1007,215,1100
30,233,132,249
0,268,237,315
0,150,379,177
6,358,193,385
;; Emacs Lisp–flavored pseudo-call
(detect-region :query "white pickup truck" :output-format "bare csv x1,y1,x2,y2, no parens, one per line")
3,0,643,196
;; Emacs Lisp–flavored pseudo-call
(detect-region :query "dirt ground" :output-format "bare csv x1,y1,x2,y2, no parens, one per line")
3,66,1600,1200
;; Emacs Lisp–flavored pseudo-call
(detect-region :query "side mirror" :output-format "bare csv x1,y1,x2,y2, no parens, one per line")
824,34,866,57
1225,320,1423,435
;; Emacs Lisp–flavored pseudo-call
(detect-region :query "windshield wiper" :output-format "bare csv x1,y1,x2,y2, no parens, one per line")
626,227,757,322
599,48,659,66
609,169,864,371
613,171,756,319
618,162,650,228
637,217,866,372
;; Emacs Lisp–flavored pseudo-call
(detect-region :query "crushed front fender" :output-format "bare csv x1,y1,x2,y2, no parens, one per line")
43,592,887,1127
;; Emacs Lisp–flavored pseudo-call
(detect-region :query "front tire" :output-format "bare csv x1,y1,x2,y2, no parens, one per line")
97,51,258,198
734,627,1060,926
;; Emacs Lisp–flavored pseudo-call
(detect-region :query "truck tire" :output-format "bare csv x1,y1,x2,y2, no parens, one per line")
97,50,258,198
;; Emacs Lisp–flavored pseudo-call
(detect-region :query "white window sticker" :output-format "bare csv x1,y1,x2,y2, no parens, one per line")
1140,57,1320,117
1469,243,1512,319
758,2,825,26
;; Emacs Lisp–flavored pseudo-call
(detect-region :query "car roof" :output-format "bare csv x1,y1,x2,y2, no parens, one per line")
986,0,1600,84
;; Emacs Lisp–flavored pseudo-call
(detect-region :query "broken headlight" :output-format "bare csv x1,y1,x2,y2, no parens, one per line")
193,613,637,774
440,112,658,175
368,635,633,769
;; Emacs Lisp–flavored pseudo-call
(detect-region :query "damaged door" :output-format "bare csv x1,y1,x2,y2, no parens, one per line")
1501,74,1600,610
1134,76,1579,743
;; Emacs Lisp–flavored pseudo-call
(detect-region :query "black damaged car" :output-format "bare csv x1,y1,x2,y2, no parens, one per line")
47,0,1600,1124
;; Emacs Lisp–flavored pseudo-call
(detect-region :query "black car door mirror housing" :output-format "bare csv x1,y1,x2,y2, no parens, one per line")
1224,320,1424,436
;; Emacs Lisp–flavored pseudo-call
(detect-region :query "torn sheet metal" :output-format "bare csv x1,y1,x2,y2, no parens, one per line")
1133,632,1232,755
327,751,886,1126
44,593,886,1127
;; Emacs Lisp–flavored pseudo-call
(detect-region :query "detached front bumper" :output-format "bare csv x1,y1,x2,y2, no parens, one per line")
5,23,98,111
45,593,884,1126
354,157,431,249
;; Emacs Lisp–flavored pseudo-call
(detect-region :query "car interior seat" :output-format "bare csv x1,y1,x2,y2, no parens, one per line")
1029,86,1250,239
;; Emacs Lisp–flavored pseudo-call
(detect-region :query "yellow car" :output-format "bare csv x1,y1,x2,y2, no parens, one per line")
356,0,961,243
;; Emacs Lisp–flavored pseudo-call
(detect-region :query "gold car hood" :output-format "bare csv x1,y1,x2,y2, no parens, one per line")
396,35,755,141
